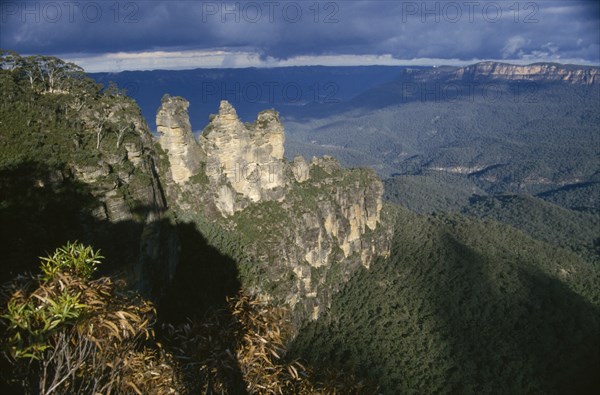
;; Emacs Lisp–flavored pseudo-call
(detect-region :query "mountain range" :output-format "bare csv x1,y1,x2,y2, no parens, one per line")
1,53,598,393
93,62,600,215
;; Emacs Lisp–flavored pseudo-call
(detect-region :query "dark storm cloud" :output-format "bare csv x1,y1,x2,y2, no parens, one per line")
1,0,598,65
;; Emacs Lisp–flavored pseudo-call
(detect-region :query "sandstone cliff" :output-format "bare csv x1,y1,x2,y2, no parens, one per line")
452,61,599,84
0,52,390,328
156,99,392,321
200,101,286,215
403,61,599,84
156,95,205,185
73,98,178,297
1,88,179,296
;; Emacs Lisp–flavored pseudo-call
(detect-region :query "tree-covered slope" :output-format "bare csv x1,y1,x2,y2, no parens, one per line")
537,181,600,213
290,207,600,394
384,174,599,264
285,81,600,204
463,194,599,264
0,52,173,289
384,172,485,214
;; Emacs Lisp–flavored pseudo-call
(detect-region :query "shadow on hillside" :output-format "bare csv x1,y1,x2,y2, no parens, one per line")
288,221,600,394
0,161,164,285
434,234,600,394
0,162,98,284
157,220,242,321
0,160,247,393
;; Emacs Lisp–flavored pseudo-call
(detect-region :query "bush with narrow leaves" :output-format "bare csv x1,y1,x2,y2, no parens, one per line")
39,241,102,281
0,242,184,394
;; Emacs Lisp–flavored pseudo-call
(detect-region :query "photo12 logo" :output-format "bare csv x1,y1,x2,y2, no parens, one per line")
1,1,140,23
399,1,540,23
200,1,340,23
205,160,318,185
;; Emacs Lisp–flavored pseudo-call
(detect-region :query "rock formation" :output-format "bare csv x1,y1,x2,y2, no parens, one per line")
156,99,391,321
1,50,391,331
291,155,310,183
200,101,286,214
156,95,204,184
48,97,179,298
403,61,599,84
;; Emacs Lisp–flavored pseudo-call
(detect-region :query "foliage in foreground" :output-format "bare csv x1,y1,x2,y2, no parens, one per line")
0,242,181,394
163,292,378,394
1,242,375,394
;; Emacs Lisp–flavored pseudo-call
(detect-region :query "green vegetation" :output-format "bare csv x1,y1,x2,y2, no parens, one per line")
384,172,485,214
39,241,103,281
0,51,144,166
538,181,600,213
0,243,177,394
230,200,302,299
463,194,599,263
290,207,600,394
1,242,372,394
0,51,163,282
3,51,598,394
188,162,211,185
384,175,599,264
286,82,600,208
233,201,290,245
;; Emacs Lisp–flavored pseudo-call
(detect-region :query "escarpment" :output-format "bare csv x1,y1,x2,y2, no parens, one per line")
72,99,178,297
156,98,392,320
452,62,600,84
403,61,599,84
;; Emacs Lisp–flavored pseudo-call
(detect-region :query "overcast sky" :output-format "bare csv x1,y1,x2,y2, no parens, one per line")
1,0,598,71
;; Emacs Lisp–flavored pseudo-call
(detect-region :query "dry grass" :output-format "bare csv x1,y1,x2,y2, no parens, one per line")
163,292,380,394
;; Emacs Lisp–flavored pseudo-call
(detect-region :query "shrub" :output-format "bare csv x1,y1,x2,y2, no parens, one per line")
1,243,378,394
39,241,102,281
162,291,379,394
0,242,183,394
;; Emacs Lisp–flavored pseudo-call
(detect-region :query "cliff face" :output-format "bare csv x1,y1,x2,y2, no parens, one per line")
452,62,600,84
73,99,178,297
231,156,390,321
301,156,382,264
156,99,392,320
200,101,286,215
403,61,599,84
0,85,178,295
156,95,205,185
